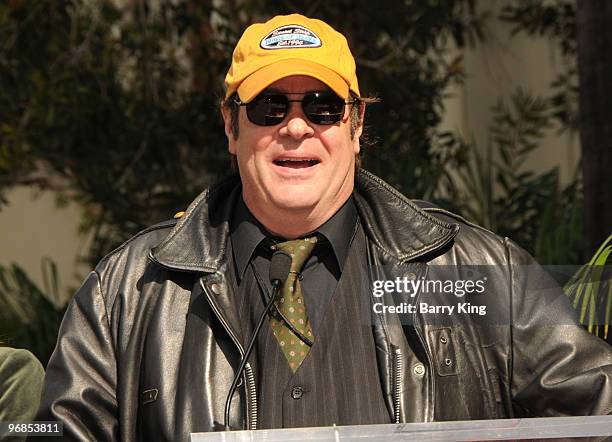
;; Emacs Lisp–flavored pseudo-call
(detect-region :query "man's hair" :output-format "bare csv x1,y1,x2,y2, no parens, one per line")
221,92,378,170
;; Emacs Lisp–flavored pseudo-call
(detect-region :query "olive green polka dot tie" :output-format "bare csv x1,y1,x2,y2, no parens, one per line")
269,236,318,372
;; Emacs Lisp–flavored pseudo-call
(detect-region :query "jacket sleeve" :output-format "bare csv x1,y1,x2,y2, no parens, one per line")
507,239,612,416
0,348,44,422
35,271,118,441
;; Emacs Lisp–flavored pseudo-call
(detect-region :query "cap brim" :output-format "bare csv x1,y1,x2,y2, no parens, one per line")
235,58,350,102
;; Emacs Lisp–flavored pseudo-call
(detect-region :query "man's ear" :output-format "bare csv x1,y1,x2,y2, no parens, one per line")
353,102,366,154
220,104,237,154
356,102,366,137
220,104,232,138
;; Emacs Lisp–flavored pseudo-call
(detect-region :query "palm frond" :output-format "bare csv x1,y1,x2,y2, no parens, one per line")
0,259,66,365
564,235,612,342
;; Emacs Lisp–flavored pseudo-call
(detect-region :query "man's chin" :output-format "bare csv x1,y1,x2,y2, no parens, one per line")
269,196,317,213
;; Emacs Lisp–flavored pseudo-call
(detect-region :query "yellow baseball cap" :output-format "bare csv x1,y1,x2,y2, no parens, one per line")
224,14,360,102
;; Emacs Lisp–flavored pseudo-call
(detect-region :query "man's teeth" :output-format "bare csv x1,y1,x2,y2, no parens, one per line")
274,159,318,166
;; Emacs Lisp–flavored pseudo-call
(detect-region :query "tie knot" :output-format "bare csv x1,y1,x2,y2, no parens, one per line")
272,236,318,273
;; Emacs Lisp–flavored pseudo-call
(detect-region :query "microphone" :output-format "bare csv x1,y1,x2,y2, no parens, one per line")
224,250,292,431
269,251,292,288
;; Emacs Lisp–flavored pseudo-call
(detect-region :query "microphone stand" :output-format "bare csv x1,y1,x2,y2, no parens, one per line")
224,251,291,431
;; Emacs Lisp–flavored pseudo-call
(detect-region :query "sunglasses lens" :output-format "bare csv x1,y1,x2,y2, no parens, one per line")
246,94,288,126
244,92,347,126
303,92,345,125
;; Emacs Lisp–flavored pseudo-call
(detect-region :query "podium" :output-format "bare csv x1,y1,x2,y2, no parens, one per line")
191,416,612,441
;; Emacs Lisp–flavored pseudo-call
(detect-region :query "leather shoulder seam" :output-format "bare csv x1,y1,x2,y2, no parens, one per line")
150,175,239,256
99,219,178,265
420,207,504,243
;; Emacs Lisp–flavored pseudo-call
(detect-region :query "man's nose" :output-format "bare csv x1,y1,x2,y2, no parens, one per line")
278,108,314,140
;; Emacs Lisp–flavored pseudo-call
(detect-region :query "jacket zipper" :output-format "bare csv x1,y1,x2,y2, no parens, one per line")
245,363,258,430
199,278,257,430
393,348,403,423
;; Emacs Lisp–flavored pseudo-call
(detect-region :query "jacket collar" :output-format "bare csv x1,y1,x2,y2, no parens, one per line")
353,169,459,262
150,170,459,272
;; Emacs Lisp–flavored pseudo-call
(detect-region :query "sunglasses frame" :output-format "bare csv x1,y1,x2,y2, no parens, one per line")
234,91,357,126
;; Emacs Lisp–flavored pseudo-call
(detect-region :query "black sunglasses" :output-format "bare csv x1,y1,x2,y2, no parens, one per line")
235,92,356,126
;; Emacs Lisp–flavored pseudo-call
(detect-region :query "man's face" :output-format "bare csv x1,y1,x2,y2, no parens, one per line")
223,75,362,231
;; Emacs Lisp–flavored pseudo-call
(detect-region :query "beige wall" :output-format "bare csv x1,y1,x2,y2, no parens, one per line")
0,2,580,303
441,0,580,184
0,187,91,304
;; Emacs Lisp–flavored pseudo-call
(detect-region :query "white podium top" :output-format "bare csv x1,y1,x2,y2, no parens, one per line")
190,416,612,441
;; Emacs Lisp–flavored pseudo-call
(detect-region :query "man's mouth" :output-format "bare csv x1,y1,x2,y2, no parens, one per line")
273,159,320,169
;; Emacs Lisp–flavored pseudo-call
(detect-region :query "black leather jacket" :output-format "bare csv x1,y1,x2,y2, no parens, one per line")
36,170,612,441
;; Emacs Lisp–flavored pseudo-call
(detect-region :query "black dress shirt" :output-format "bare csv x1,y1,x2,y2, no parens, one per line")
230,196,358,331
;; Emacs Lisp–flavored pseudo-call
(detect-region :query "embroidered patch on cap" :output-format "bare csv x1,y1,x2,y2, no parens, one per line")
260,25,322,49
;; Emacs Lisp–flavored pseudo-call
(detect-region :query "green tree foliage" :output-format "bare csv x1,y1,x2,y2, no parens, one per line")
1,0,230,264
500,0,576,54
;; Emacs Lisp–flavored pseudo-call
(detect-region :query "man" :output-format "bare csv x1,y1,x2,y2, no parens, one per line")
36,13,611,441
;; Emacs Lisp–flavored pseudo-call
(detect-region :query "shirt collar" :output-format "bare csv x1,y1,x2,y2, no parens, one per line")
316,196,357,270
230,196,268,280
230,195,358,279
